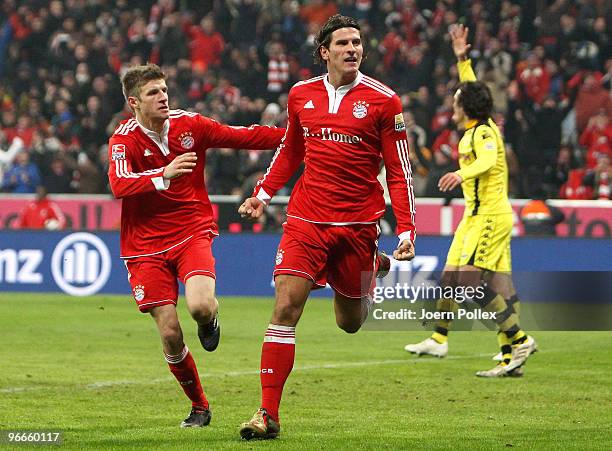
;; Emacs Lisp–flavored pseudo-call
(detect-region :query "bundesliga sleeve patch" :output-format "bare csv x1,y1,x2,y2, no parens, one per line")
111,144,126,160
394,113,406,132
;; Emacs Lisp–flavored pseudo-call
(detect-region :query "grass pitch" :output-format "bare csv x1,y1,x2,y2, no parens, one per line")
1,293,611,450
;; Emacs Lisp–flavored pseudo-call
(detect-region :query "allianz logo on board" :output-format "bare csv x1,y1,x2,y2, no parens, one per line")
51,233,111,296
0,232,111,297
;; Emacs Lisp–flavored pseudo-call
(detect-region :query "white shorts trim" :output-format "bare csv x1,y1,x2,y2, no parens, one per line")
184,269,216,281
138,299,176,309
274,268,326,286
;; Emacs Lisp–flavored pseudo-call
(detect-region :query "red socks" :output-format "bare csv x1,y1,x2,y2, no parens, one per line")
165,345,209,410
260,324,296,422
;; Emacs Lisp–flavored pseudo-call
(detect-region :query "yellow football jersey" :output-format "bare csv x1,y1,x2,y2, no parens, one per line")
455,60,512,216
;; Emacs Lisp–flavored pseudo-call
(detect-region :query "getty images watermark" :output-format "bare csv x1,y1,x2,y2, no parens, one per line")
370,282,497,321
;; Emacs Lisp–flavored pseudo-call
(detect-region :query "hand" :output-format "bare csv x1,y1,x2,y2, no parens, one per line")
238,197,265,221
438,172,463,192
393,239,415,261
163,152,197,179
449,24,471,61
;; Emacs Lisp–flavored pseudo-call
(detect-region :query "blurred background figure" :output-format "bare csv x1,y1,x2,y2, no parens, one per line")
16,185,66,230
520,194,565,236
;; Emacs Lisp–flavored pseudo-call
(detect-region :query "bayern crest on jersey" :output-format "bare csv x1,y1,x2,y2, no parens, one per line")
179,131,195,150
275,248,284,265
133,285,145,302
352,101,369,119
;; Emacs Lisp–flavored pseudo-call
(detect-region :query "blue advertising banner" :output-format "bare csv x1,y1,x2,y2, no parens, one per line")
0,231,610,297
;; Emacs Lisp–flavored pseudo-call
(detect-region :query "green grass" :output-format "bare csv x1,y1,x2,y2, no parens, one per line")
1,293,611,450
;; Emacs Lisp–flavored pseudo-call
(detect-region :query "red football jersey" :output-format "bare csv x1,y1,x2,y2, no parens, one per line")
108,109,284,258
17,199,66,230
253,73,416,242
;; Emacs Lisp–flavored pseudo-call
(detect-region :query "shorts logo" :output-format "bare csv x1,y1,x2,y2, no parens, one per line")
394,113,406,132
179,131,195,150
133,285,145,302
352,101,369,119
111,144,126,160
275,249,284,265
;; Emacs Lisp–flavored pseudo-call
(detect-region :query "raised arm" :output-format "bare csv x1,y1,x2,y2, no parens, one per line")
450,24,477,82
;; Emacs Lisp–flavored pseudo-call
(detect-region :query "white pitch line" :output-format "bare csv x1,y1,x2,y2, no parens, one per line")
0,352,506,394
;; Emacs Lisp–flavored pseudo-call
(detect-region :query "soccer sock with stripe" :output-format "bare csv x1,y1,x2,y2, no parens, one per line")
431,298,457,344
165,345,209,410
260,324,296,422
475,284,527,357
507,294,521,316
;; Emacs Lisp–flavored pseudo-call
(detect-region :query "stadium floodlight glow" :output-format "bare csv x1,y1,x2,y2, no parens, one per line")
51,233,111,296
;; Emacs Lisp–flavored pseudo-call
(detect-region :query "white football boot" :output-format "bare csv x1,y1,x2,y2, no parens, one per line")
404,338,448,358
506,335,538,372
476,364,509,377
492,352,502,361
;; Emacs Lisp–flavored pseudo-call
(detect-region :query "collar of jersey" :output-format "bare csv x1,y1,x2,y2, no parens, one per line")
323,71,363,93
136,117,171,155
464,119,479,130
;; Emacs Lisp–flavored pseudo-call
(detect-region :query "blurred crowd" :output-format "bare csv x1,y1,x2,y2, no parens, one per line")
0,0,611,201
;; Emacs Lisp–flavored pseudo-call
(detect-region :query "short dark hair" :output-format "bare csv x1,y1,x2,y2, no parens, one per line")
456,81,493,121
313,14,361,66
121,63,166,101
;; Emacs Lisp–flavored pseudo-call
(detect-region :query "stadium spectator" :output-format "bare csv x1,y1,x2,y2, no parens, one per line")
520,196,565,236
188,14,225,73
16,185,66,230
1,150,40,193
107,63,283,429
238,14,416,440
0,0,610,200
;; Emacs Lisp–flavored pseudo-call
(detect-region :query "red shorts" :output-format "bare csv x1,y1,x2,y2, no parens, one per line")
123,232,216,313
274,219,379,298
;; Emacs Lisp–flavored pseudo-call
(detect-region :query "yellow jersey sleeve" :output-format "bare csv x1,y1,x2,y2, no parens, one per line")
458,59,477,82
456,126,497,180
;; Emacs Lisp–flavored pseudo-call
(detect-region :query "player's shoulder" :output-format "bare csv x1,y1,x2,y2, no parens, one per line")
169,108,199,119
289,75,326,100
112,117,139,138
291,74,326,91
359,74,397,100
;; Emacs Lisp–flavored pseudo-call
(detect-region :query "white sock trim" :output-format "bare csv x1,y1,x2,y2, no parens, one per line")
165,345,189,364
267,324,296,332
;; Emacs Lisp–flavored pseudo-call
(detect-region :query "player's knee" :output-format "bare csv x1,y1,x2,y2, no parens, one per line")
189,295,217,323
159,322,183,350
457,270,481,289
272,301,302,325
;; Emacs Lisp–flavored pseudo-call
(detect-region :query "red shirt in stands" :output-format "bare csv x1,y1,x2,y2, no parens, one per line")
17,198,66,230
108,109,284,258
253,72,416,242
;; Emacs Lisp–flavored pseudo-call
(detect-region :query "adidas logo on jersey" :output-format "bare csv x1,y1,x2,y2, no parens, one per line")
304,100,314,109
144,149,153,156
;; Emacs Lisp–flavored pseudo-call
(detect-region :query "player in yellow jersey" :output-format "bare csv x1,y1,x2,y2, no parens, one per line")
404,25,537,377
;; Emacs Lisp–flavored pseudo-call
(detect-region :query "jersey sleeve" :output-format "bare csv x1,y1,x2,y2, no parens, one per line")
195,115,285,150
380,95,417,242
107,136,169,199
455,126,497,180
252,89,306,203
458,59,477,82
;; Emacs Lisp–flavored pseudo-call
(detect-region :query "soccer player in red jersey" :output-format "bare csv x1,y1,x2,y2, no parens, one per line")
107,64,283,428
17,186,66,230
238,15,417,439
